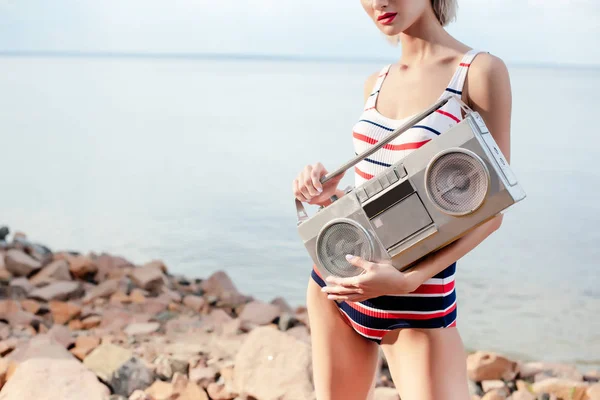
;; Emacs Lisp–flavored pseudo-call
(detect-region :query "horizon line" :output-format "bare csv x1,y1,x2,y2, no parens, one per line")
0,50,598,70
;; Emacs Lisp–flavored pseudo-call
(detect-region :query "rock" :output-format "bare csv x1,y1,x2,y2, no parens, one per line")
70,335,101,360
238,301,281,326
467,351,518,381
531,378,588,399
84,279,120,304
0,264,11,281
130,289,147,304
124,322,160,336
81,315,102,329
94,253,133,281
110,290,131,305
153,355,189,380
189,365,218,388
6,335,75,374
178,381,209,400
128,390,153,400
480,389,506,400
587,383,600,400
84,343,154,397
0,338,18,356
29,260,72,286
68,319,83,330
47,324,75,348
49,300,82,325
0,322,9,340
481,380,507,393
0,358,9,388
19,299,40,315
67,255,97,280
522,362,583,381
0,358,108,400
207,382,237,400
4,250,42,277
510,389,536,400
200,271,247,307
130,265,165,293
183,295,206,313
585,370,600,382
29,281,84,302
373,387,400,400
285,325,311,344
270,296,294,314
10,277,34,294
233,326,314,400
145,380,174,400
142,260,167,273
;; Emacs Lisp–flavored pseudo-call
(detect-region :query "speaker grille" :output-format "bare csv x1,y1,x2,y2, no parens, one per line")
316,221,372,278
426,150,489,215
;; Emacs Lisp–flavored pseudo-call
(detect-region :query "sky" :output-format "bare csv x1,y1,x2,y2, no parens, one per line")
0,0,598,66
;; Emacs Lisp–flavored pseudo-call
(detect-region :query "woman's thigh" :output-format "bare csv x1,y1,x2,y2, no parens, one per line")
380,327,470,400
306,276,380,400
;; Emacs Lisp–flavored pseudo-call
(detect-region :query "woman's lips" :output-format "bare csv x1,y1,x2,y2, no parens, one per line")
377,12,397,25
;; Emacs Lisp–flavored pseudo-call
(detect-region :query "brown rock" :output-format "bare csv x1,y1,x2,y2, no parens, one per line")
523,361,583,381
270,296,294,314
178,382,209,400
29,281,84,302
29,260,72,286
0,358,108,400
71,335,101,359
0,338,18,356
531,377,588,399
110,290,131,304
238,301,281,326
189,365,218,388
585,370,600,382
200,271,247,307
47,324,75,348
130,265,165,292
0,323,9,341
374,387,400,400
128,390,154,400
466,351,518,382
207,382,237,400
84,343,154,397
285,325,311,344
124,322,160,336
480,389,506,400
0,266,11,281
82,315,102,329
481,380,507,393
130,289,147,304
233,326,314,400
49,300,82,325
94,253,133,281
4,249,42,277
10,277,34,294
183,295,206,313
153,355,189,381
142,260,167,273
0,358,9,388
587,383,600,400
67,254,97,279
145,380,174,400
83,279,120,304
20,299,40,315
171,371,188,392
68,319,83,330
510,389,536,400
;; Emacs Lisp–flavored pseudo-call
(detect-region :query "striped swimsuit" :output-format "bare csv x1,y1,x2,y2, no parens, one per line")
311,49,484,344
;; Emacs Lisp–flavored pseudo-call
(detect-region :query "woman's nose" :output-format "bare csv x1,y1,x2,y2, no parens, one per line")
372,0,388,10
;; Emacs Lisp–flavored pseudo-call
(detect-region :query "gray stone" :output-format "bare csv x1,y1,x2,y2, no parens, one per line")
29,281,84,302
4,249,42,277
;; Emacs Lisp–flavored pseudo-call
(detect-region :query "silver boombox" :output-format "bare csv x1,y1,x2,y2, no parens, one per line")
295,96,526,279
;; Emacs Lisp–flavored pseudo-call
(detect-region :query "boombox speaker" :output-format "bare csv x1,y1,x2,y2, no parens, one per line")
295,96,526,280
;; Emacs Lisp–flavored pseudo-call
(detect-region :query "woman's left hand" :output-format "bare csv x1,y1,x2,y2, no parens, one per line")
322,254,419,302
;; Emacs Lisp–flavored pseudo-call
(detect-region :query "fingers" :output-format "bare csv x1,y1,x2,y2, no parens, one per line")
293,162,327,203
346,254,373,271
326,294,368,302
321,285,363,296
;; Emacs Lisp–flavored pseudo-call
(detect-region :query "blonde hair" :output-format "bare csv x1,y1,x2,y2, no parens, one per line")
386,0,458,45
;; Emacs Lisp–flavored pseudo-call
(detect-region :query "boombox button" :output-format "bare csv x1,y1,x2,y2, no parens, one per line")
356,188,369,203
365,179,383,197
397,166,408,178
386,169,399,184
379,174,391,189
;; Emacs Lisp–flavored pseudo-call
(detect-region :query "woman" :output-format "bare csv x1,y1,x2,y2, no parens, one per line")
292,1,512,399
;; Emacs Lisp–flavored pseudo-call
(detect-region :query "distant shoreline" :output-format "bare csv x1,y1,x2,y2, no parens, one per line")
0,50,598,70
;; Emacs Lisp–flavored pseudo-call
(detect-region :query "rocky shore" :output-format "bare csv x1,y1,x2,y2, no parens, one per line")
0,227,598,400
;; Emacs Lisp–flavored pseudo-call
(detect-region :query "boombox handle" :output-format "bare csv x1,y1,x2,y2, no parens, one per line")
295,95,474,225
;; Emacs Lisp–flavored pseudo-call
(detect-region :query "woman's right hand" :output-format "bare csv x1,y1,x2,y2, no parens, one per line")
293,162,345,206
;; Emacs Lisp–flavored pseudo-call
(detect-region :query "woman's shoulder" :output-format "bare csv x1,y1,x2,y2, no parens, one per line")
362,66,388,102
466,52,511,103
